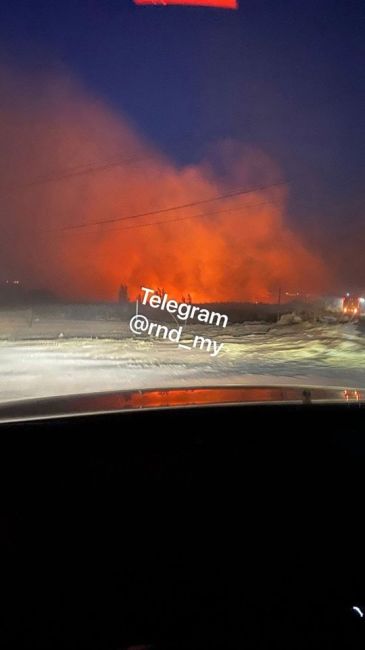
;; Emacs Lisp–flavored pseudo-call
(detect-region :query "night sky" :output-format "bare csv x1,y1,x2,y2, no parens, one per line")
0,0,364,296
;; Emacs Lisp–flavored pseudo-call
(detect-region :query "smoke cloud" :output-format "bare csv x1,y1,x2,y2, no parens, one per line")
0,68,329,303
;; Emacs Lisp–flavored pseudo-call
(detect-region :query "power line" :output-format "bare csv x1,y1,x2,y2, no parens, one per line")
58,196,285,236
0,152,156,197
1,85,363,198
0,128,236,197
52,179,289,232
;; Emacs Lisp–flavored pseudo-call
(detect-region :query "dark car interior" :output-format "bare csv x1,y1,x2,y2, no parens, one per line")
1,401,364,648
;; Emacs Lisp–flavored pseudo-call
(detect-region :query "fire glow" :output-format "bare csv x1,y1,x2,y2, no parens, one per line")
0,71,328,303
134,0,238,9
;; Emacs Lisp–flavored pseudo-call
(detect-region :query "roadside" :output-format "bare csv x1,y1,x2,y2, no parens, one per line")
0,321,364,402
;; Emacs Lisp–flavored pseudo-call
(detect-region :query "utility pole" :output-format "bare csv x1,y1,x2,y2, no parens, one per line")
277,285,282,322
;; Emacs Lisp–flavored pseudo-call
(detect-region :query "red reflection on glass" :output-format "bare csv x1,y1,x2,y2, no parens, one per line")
134,0,238,9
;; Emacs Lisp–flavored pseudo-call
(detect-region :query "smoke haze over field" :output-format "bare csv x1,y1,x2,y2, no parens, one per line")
0,69,331,302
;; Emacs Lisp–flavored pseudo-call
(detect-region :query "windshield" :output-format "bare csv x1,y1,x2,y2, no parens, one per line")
0,0,364,404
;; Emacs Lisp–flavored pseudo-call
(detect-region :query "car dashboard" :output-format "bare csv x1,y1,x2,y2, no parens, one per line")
0,390,364,648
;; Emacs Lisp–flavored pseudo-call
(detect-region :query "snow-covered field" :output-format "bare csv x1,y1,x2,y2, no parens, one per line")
0,319,364,402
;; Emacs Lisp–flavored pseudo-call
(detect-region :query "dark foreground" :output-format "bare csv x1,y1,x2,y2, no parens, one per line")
0,400,364,648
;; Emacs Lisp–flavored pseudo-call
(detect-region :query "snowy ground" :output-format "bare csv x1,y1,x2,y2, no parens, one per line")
0,319,364,403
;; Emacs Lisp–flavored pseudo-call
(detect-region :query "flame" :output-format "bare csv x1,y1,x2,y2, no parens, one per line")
0,71,328,303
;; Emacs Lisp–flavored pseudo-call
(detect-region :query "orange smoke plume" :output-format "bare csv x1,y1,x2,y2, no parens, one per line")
0,71,328,303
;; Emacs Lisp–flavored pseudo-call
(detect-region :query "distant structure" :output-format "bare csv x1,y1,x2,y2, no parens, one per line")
0,281,58,306
118,284,129,304
0,280,24,305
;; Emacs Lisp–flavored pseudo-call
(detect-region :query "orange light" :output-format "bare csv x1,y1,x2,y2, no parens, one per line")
134,0,238,8
1,74,329,304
